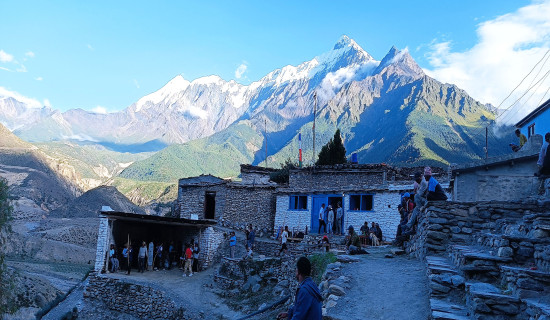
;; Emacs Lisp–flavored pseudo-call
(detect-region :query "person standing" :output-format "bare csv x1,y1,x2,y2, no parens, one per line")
335,202,343,235
192,241,200,272
247,224,256,254
327,205,334,234
277,257,322,320
183,244,193,277
279,226,289,256
122,243,131,274
510,129,527,152
138,241,147,273
109,244,119,273
318,204,327,234
147,241,154,271
229,232,237,258
536,133,550,176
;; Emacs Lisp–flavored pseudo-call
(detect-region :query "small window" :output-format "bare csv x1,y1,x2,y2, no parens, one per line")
289,195,308,210
528,123,535,138
349,194,374,211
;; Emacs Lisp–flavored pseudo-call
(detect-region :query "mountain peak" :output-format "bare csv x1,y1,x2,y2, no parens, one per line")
333,35,361,51
374,46,424,78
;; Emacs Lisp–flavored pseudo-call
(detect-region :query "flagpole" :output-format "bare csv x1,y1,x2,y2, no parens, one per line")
298,132,303,168
312,92,317,165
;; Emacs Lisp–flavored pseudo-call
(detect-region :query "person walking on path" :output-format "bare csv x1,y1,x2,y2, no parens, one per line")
335,202,343,235
279,226,289,256
138,241,147,273
318,204,327,234
327,205,334,234
277,256,322,320
229,231,237,258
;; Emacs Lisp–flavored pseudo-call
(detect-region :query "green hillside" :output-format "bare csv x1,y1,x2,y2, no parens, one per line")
119,121,263,182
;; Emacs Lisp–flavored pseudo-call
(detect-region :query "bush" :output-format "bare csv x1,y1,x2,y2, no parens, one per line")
309,252,337,284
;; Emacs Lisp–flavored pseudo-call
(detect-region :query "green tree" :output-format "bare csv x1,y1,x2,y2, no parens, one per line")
316,129,347,165
269,158,297,184
0,177,15,314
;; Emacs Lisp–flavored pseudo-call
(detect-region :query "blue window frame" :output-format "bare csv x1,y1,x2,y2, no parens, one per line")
349,194,374,211
289,195,308,210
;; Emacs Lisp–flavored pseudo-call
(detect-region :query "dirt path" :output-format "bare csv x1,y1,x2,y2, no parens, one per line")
328,246,430,320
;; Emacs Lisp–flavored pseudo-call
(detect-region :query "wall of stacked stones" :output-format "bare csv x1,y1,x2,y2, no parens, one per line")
84,274,185,319
241,172,272,185
453,160,539,202
178,184,227,220
406,201,550,263
199,227,225,270
274,195,312,234
94,217,111,272
222,186,276,232
289,171,384,190
343,192,401,241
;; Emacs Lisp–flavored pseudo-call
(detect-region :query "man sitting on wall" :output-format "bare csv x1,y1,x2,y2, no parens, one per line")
423,167,448,201
510,129,528,152
346,226,367,254
403,172,428,235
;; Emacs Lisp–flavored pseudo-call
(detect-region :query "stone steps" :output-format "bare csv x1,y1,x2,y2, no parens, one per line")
449,245,512,281
524,299,550,318
500,265,550,299
430,298,470,320
465,282,523,318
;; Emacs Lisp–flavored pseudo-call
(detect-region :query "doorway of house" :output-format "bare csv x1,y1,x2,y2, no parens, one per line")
311,195,343,234
204,191,216,219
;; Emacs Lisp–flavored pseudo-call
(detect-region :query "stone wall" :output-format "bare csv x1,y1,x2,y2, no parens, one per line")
178,184,277,232
200,227,225,270
274,195,312,234
94,216,111,272
178,184,227,220
222,185,276,231
289,170,385,190
84,274,185,319
453,152,540,203
343,192,401,241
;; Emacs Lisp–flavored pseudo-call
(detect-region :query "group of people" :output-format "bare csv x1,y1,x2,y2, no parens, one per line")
107,240,201,277
317,202,343,235
394,166,448,246
228,224,256,259
359,221,383,246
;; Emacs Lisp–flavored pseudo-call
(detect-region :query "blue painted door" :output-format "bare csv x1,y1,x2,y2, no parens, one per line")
311,196,328,234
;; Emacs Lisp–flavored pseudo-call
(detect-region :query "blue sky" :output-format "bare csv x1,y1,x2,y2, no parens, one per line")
1,0,549,120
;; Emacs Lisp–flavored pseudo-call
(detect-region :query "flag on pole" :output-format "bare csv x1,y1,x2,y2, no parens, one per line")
298,132,303,167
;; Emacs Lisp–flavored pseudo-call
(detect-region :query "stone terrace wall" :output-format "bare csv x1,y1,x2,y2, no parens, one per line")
84,274,186,319
406,200,550,259
223,185,276,232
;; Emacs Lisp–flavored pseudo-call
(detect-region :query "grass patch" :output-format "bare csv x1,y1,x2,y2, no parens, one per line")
309,252,337,284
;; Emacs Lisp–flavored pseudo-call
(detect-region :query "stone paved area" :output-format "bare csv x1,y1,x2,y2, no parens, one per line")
327,246,430,320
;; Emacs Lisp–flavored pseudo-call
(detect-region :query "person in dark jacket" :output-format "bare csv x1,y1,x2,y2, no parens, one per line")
277,257,322,320
423,167,448,201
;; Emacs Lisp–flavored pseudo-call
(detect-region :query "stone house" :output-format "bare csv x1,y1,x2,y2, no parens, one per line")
177,165,277,232
274,164,448,241
451,134,543,202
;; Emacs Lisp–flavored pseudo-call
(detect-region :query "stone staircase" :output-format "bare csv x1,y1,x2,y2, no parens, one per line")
409,201,550,320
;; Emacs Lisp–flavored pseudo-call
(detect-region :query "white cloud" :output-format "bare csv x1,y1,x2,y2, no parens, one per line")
0,66,12,72
424,0,550,124
0,86,44,108
16,64,27,72
182,105,208,119
87,44,94,51
235,62,248,79
43,99,51,108
25,51,35,58
92,105,108,114
35,77,43,81
133,79,140,88
316,60,379,102
0,50,14,63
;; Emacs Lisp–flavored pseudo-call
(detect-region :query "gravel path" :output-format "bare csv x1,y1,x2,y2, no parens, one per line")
328,246,430,320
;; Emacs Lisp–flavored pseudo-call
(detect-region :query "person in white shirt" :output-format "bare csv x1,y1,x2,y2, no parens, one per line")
279,226,289,255
318,204,327,234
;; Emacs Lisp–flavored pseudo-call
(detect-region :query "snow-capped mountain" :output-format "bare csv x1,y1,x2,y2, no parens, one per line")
1,36,387,149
